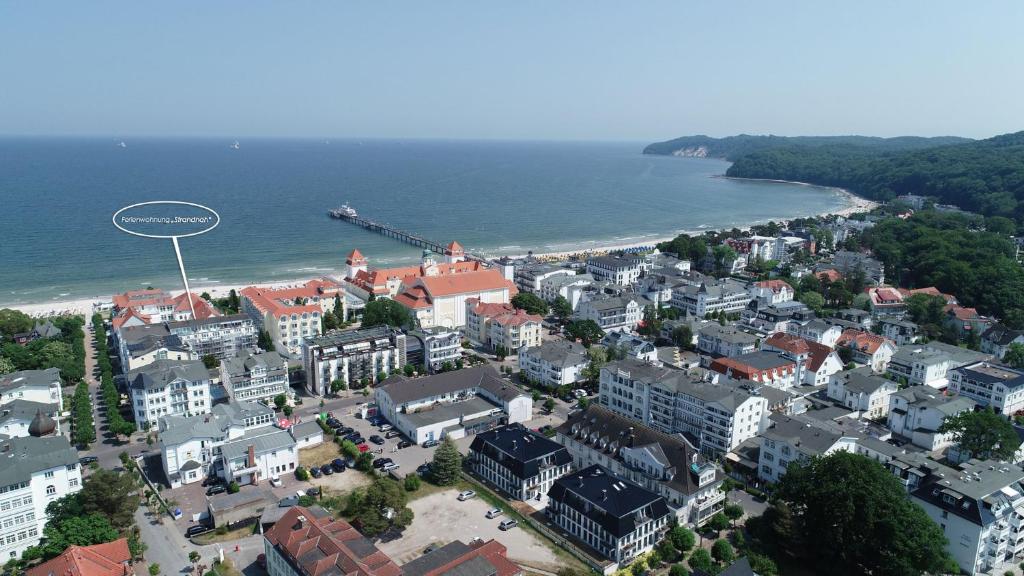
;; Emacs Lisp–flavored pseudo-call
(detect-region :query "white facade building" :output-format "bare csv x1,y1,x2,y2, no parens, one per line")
575,295,646,332
827,367,898,419
948,362,1024,417
585,256,645,286
127,359,212,429
220,349,290,403
519,340,590,388
0,369,63,413
757,415,857,484
301,326,406,396
887,386,975,450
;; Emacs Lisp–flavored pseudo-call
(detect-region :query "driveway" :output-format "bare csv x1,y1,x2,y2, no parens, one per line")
728,488,768,520
378,490,563,572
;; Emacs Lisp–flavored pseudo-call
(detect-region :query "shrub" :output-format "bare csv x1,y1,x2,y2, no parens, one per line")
668,565,688,576
404,474,421,492
227,481,239,494
295,467,310,481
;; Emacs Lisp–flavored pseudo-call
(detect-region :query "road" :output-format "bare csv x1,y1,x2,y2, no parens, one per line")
134,506,265,576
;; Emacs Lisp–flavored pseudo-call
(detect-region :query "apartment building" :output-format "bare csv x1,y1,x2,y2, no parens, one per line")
757,414,857,484
540,273,594,304
981,323,1024,359
464,299,542,352
405,327,462,373
519,340,590,388
748,280,794,305
879,318,921,346
671,280,751,318
116,326,194,372
127,359,212,428
762,332,844,387
344,244,483,299
393,267,518,329
546,465,670,569
557,405,724,527
599,359,769,455
948,361,1024,416
468,424,572,501
0,369,63,412
166,314,257,359
585,255,645,286
575,294,646,332
708,352,798,391
0,436,82,560
787,318,842,348
835,329,895,372
302,326,406,396
263,507,400,576
826,367,898,419
110,288,220,332
887,386,974,450
241,279,343,354
220,349,289,403
696,324,757,358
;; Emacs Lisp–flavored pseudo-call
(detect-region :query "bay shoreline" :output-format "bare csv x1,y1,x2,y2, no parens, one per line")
5,182,876,318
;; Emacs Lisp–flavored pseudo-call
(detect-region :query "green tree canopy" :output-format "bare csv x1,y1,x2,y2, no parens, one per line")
362,299,414,329
552,296,573,323
711,539,735,564
346,478,414,536
511,292,549,316
940,407,1021,461
768,451,955,576
565,319,604,347
430,436,463,486
0,308,33,338
1004,343,1024,369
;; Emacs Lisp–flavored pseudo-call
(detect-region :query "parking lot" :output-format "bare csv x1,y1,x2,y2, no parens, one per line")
378,489,564,572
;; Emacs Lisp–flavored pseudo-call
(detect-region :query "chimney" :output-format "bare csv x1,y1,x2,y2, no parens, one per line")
247,445,256,468
601,489,608,501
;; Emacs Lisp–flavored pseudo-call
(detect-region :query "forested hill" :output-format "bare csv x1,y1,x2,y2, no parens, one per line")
725,131,1024,221
642,134,970,160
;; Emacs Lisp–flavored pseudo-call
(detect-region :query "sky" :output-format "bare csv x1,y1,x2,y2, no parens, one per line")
1,1,1022,141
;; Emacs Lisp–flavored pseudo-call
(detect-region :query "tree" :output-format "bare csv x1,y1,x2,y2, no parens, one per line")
769,451,955,576
228,481,240,494
0,308,33,338
747,553,779,576
340,440,360,459
26,513,119,560
430,437,463,486
283,405,293,416
543,398,555,412
404,474,421,492
74,469,141,530
296,466,310,481
355,452,374,471
189,550,201,571
361,299,414,329
711,539,734,564
1004,343,1024,369
668,565,688,576
671,325,694,350
347,477,414,536
273,394,287,410
511,293,549,316
688,549,714,573
580,346,607,383
940,407,1021,461
257,329,275,351
565,319,604,347
149,564,161,576
656,538,677,563
552,296,573,323
724,502,744,526
330,378,347,395
667,525,695,553
638,305,661,337
0,355,14,375
403,363,416,377
201,354,219,369
799,291,825,314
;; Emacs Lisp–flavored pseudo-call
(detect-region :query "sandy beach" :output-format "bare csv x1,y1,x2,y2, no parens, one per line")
5,186,876,318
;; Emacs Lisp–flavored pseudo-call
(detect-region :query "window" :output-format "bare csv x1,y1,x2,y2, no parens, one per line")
45,485,56,496
44,471,54,479
69,478,79,488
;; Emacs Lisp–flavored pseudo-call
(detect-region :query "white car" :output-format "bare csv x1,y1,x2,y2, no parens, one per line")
379,424,393,432
485,507,503,519
457,490,477,501
382,462,401,472
295,489,306,498
269,475,283,487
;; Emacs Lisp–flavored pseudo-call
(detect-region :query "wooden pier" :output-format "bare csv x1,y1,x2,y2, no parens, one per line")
332,212,453,255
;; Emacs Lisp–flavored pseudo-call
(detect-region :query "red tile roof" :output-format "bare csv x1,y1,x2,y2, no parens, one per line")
240,279,340,319
347,249,366,264
27,538,132,576
817,269,842,282
836,329,890,355
416,269,516,298
754,280,793,294
393,286,433,310
347,261,484,295
263,507,401,576
445,240,465,254
111,307,152,330
764,333,836,372
414,540,522,576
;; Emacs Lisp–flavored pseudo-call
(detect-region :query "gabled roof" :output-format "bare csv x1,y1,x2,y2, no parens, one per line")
764,333,837,372
26,538,132,576
836,329,891,355
982,323,1024,346
548,465,671,538
469,423,571,479
264,506,401,576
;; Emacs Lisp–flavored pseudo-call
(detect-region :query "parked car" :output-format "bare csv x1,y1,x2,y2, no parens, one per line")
309,466,322,478
295,489,306,498
379,424,393,432
457,490,476,501
206,484,227,496
498,519,518,531
305,487,320,497
384,430,401,439
349,436,366,445
368,416,383,426
269,475,283,487
397,440,413,449
369,435,385,445
485,507,503,519
320,464,334,476
336,426,354,436
185,524,211,538
382,462,400,472
422,439,440,448
78,456,98,465
357,443,370,452
372,458,393,469
325,417,341,428
416,463,432,476
331,458,346,472
202,476,221,487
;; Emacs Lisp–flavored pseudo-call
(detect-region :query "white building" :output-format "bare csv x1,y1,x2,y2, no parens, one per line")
826,367,898,419
220,349,290,403
557,405,725,527
748,280,794,306
374,366,532,445
948,361,1024,417
405,328,462,373
514,262,577,294
393,267,518,329
671,280,751,318
599,359,769,455
787,318,842,348
0,369,63,413
301,326,406,396
981,324,1024,360
910,460,1024,575
158,400,289,487
762,332,845,387
116,328,194,373
757,414,857,484
0,436,82,561
519,340,590,389
539,273,594,304
575,294,646,332
546,465,671,570
468,424,573,502
240,279,343,354
601,332,658,363
464,299,543,352
127,359,212,429
585,255,645,286
887,386,975,450
696,324,758,358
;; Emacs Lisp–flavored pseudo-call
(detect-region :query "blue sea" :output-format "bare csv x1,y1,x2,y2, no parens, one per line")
0,138,848,307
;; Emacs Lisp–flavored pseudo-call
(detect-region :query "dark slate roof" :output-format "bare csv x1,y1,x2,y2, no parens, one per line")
377,365,522,405
557,404,720,497
0,436,78,487
0,368,61,393
547,464,671,539
127,359,209,391
696,557,756,576
469,424,571,480
982,323,1024,346
401,541,473,576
